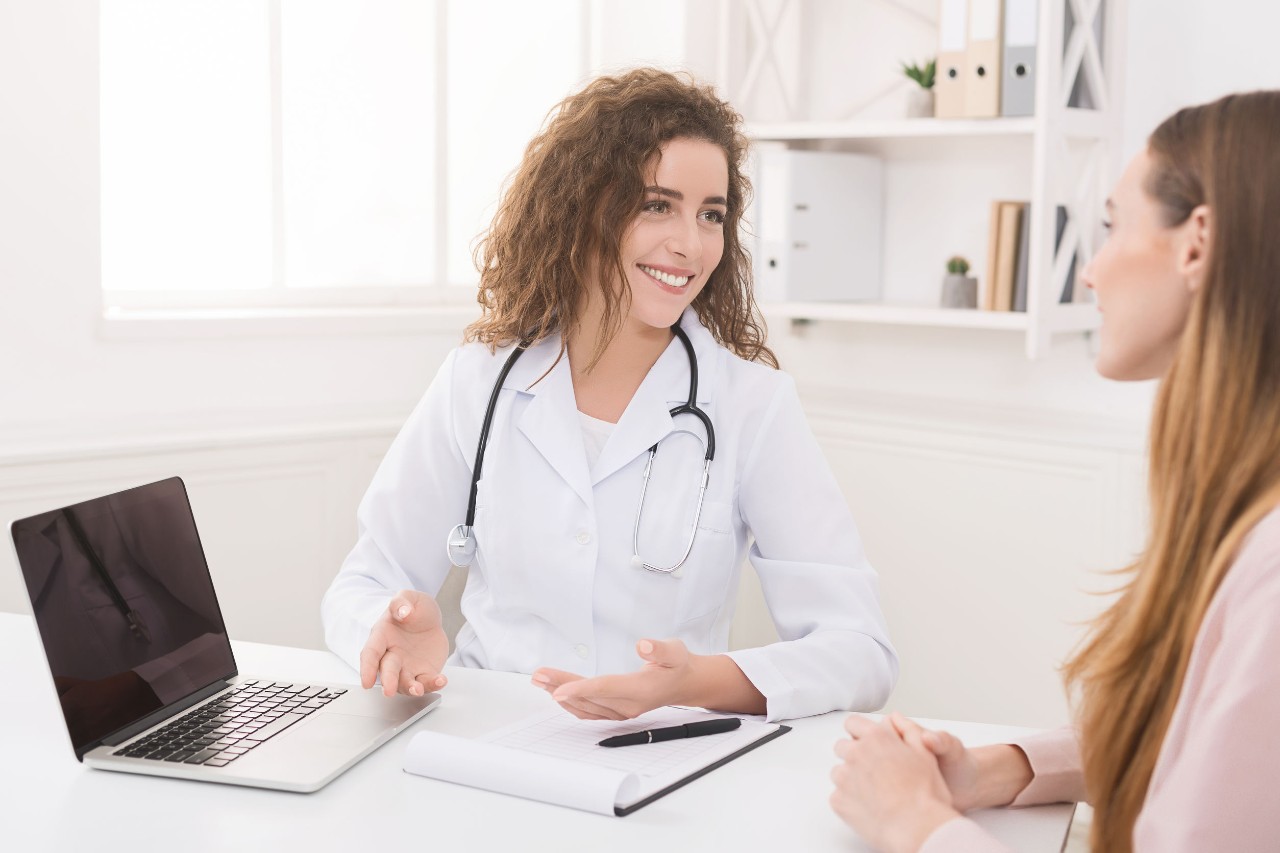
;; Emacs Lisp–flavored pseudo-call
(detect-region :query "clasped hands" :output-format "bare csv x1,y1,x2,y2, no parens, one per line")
829,712,1034,853
359,589,707,720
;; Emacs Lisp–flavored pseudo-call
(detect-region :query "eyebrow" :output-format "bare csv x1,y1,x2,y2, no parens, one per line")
644,185,728,207
1105,198,1115,210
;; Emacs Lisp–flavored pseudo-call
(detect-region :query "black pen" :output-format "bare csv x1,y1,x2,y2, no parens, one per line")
597,717,742,747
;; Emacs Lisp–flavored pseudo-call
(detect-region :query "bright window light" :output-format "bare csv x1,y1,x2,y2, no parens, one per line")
99,1,589,307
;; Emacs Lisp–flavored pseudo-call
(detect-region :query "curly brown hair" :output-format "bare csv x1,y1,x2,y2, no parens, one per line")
464,67,777,370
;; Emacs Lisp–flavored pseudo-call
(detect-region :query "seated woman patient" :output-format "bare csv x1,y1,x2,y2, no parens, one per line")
321,68,897,723
830,90,1280,851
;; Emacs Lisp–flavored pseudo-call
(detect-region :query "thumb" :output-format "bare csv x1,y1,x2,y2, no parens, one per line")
923,729,962,760
637,637,686,667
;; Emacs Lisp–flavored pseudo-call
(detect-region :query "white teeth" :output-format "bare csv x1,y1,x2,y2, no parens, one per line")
639,264,690,288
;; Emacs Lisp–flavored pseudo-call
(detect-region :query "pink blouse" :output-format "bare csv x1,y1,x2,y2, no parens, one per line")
923,506,1280,851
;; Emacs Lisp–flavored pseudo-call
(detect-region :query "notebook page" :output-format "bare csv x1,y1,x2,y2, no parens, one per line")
403,706,780,815
481,706,780,807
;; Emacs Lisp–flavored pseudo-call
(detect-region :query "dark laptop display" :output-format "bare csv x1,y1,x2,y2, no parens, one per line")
11,477,236,759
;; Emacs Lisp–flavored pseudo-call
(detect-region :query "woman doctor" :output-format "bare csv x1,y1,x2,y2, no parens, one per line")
321,68,897,722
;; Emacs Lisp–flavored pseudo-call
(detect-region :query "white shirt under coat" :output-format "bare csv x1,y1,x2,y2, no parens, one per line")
321,310,898,721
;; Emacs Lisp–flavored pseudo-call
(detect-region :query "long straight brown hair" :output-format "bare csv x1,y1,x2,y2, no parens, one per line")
1064,91,1280,851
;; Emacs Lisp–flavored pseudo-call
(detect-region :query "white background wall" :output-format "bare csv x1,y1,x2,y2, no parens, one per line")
3,0,1279,728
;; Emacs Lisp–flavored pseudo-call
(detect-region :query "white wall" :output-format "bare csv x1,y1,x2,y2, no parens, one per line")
3,0,1278,727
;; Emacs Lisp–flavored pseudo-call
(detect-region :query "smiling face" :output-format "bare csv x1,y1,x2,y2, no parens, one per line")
616,137,730,333
1082,148,1204,381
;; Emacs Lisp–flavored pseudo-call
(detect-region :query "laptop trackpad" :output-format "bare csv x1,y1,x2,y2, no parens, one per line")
291,712,392,752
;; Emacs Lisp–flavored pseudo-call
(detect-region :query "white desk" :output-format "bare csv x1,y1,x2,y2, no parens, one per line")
0,613,1073,851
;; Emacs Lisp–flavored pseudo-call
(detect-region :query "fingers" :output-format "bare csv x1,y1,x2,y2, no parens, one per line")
387,590,441,633
358,640,385,690
843,713,879,739
889,711,928,749
531,668,582,693
562,697,628,720
378,650,404,698
923,728,963,759
636,637,687,668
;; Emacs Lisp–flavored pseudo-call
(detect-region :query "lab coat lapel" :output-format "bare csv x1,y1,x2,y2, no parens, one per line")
510,340,595,510
591,310,719,485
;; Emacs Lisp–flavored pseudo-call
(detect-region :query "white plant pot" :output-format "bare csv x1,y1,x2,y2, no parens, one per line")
906,87,935,118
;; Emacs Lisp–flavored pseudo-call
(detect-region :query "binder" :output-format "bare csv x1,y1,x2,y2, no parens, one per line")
964,0,1004,118
1055,205,1079,302
992,201,1024,311
754,147,883,303
935,0,968,118
983,200,1002,310
1001,0,1038,116
1012,202,1031,311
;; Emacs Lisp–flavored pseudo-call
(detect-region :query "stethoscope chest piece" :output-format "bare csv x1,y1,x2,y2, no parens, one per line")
447,524,476,568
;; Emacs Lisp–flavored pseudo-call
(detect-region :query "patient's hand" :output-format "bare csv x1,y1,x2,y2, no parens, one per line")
530,638,698,720
888,713,1033,812
358,590,450,698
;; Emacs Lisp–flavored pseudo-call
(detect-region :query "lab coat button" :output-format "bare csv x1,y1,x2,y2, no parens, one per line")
574,644,589,659
575,530,591,545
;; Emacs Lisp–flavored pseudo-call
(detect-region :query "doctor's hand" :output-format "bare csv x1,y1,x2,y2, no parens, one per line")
830,714,960,853
359,590,450,698
530,638,700,720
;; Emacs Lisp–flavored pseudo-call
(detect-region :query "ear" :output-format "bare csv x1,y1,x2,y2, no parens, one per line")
1177,204,1212,291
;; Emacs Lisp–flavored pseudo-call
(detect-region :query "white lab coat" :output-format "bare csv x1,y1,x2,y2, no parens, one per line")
322,310,897,720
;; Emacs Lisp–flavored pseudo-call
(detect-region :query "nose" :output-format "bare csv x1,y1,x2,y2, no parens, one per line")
1080,256,1096,291
665,213,702,262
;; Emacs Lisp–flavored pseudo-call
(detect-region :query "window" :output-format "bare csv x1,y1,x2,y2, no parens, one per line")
100,1,587,312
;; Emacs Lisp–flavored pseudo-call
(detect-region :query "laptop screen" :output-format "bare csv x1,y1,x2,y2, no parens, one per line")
10,477,236,759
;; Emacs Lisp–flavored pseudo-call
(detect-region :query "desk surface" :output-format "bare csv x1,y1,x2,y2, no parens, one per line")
0,613,1073,851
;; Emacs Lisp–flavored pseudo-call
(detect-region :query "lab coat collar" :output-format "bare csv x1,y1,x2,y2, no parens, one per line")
592,310,720,485
501,309,722,493
504,337,595,510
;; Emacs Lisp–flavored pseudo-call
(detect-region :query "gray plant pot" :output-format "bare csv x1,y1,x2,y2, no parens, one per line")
941,273,978,309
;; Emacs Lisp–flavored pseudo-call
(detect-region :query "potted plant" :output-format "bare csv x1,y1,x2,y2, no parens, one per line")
900,58,936,118
940,256,978,308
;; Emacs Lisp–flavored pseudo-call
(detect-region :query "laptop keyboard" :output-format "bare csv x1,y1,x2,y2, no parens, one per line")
113,680,347,767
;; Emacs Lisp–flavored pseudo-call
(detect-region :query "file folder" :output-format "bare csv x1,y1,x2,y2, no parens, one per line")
754,148,884,303
1001,0,1038,116
964,0,1004,117
935,0,968,118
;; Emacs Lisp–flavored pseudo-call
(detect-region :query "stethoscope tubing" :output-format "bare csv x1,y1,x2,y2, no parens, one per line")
449,322,715,573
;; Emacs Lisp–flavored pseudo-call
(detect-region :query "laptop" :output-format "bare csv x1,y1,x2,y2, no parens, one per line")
9,475,439,792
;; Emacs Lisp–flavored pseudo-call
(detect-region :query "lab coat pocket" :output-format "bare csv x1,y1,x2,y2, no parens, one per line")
674,499,740,624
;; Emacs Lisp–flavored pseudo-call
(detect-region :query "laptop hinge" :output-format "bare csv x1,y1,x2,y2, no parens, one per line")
94,678,234,751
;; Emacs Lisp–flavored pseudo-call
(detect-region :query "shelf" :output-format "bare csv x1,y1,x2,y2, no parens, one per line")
762,302,1030,329
747,117,1036,143
762,300,1101,334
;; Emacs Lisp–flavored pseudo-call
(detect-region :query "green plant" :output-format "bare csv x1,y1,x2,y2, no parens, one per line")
946,256,970,275
900,58,936,90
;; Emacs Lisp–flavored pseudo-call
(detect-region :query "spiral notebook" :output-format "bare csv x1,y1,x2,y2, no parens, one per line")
403,706,790,815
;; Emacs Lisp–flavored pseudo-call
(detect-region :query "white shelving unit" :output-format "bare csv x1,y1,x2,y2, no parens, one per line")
720,0,1126,359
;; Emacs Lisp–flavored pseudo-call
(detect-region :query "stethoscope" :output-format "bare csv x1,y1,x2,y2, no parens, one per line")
446,323,716,578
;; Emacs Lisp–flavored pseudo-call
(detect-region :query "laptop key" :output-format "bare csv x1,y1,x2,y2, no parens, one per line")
163,750,196,762
184,749,222,765
204,759,231,767
243,712,307,742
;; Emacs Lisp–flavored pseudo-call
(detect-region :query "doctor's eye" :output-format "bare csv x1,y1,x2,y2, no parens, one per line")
642,199,671,215
699,209,726,225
